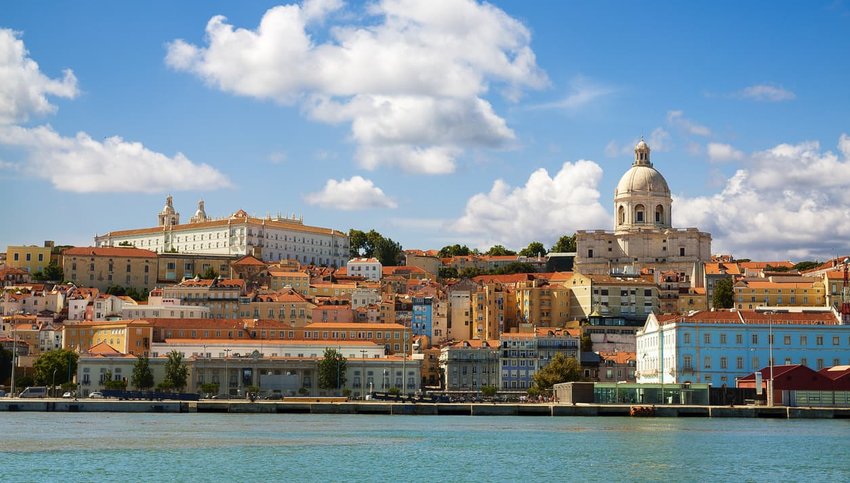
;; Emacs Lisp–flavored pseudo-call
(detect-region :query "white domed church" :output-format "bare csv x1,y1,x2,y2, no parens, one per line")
575,140,711,286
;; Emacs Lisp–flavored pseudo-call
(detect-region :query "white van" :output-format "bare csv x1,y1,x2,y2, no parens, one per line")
19,386,48,398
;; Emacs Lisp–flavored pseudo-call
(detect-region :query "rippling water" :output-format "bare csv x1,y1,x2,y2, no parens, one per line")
3,413,849,482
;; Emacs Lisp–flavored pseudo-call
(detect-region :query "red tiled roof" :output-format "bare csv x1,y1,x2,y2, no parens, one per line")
232,255,266,267
62,247,157,258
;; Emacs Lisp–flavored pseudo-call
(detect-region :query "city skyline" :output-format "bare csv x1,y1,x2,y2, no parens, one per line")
2,1,849,260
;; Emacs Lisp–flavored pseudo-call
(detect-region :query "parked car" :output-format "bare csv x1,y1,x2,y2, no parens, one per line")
88,391,104,399
62,391,74,398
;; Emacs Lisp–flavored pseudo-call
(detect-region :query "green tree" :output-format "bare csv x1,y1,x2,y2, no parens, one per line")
493,262,537,275
518,241,546,257
438,244,471,258
550,234,577,253
200,266,218,279
33,261,64,282
481,385,498,397
531,353,583,393
712,278,735,309
163,351,189,392
33,349,78,386
793,261,820,272
0,348,11,385
459,267,484,278
200,383,220,397
349,229,371,258
485,245,516,256
372,234,403,266
103,370,127,390
131,355,155,390
318,348,347,392
106,285,127,297
438,267,459,279
580,333,592,352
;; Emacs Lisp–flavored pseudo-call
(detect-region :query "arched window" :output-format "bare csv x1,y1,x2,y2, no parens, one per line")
655,205,664,224
618,206,625,225
635,204,645,223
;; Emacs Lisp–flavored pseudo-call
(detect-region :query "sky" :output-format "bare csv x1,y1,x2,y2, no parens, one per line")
2,0,850,261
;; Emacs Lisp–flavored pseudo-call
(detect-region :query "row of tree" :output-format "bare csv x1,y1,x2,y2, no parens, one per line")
438,235,576,259
21,349,189,393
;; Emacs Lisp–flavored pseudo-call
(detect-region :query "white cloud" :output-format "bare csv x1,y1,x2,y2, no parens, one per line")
452,160,611,248
0,28,231,194
0,29,78,125
667,110,711,137
0,125,231,193
166,0,547,174
675,134,850,259
304,175,397,210
736,84,796,102
528,76,616,111
706,142,744,162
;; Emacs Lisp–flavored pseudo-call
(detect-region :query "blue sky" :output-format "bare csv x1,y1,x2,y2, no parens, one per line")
2,0,849,261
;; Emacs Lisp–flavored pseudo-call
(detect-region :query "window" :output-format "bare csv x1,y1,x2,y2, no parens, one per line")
752,334,758,344
801,335,808,346
816,336,824,346
680,247,685,256
833,336,840,346
736,334,743,345
736,357,743,369
703,333,711,344
704,356,711,369
720,357,727,369
683,333,691,344
784,335,791,345
683,355,692,369
719,333,727,344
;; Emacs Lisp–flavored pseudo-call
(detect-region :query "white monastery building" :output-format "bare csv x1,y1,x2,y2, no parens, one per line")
575,140,712,286
95,197,350,267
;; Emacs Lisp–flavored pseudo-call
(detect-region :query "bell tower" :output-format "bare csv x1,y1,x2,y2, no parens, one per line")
158,195,180,227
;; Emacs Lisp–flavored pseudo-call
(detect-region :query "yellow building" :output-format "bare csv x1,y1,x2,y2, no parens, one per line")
6,244,53,274
677,287,708,313
567,273,659,321
269,269,311,292
62,247,158,293
243,290,316,327
63,320,153,356
471,282,512,340
307,282,358,298
734,277,825,310
514,280,571,328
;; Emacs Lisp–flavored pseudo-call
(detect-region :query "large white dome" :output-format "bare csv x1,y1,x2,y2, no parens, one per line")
615,164,670,196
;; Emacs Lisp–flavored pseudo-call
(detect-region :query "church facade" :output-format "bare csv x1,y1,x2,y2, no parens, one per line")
95,197,350,267
575,140,711,287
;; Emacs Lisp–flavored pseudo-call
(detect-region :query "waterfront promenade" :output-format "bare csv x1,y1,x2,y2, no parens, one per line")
3,398,850,418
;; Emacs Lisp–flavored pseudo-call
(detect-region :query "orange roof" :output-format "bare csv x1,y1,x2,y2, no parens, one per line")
658,310,839,326
87,341,123,355
232,255,266,267
739,261,794,270
63,247,157,258
162,338,379,346
598,351,636,364
304,322,406,330
450,339,501,349
101,214,347,238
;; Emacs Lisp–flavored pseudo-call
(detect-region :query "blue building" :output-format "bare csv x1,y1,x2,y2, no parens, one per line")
412,296,433,338
637,309,850,387
499,328,580,392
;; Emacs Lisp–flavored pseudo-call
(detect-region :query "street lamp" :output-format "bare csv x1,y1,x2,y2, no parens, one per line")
223,348,231,396
52,368,58,398
360,349,368,399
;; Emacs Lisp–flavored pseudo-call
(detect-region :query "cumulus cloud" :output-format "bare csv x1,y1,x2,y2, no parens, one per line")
304,175,397,210
0,125,231,193
452,160,611,248
166,0,547,174
0,29,78,125
675,135,850,259
0,28,231,193
736,84,796,102
707,142,744,162
667,110,711,137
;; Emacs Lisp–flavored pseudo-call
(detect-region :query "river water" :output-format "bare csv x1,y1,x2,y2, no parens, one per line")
3,413,849,482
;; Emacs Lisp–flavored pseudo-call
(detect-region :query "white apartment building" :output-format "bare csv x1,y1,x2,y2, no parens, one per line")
346,258,383,281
